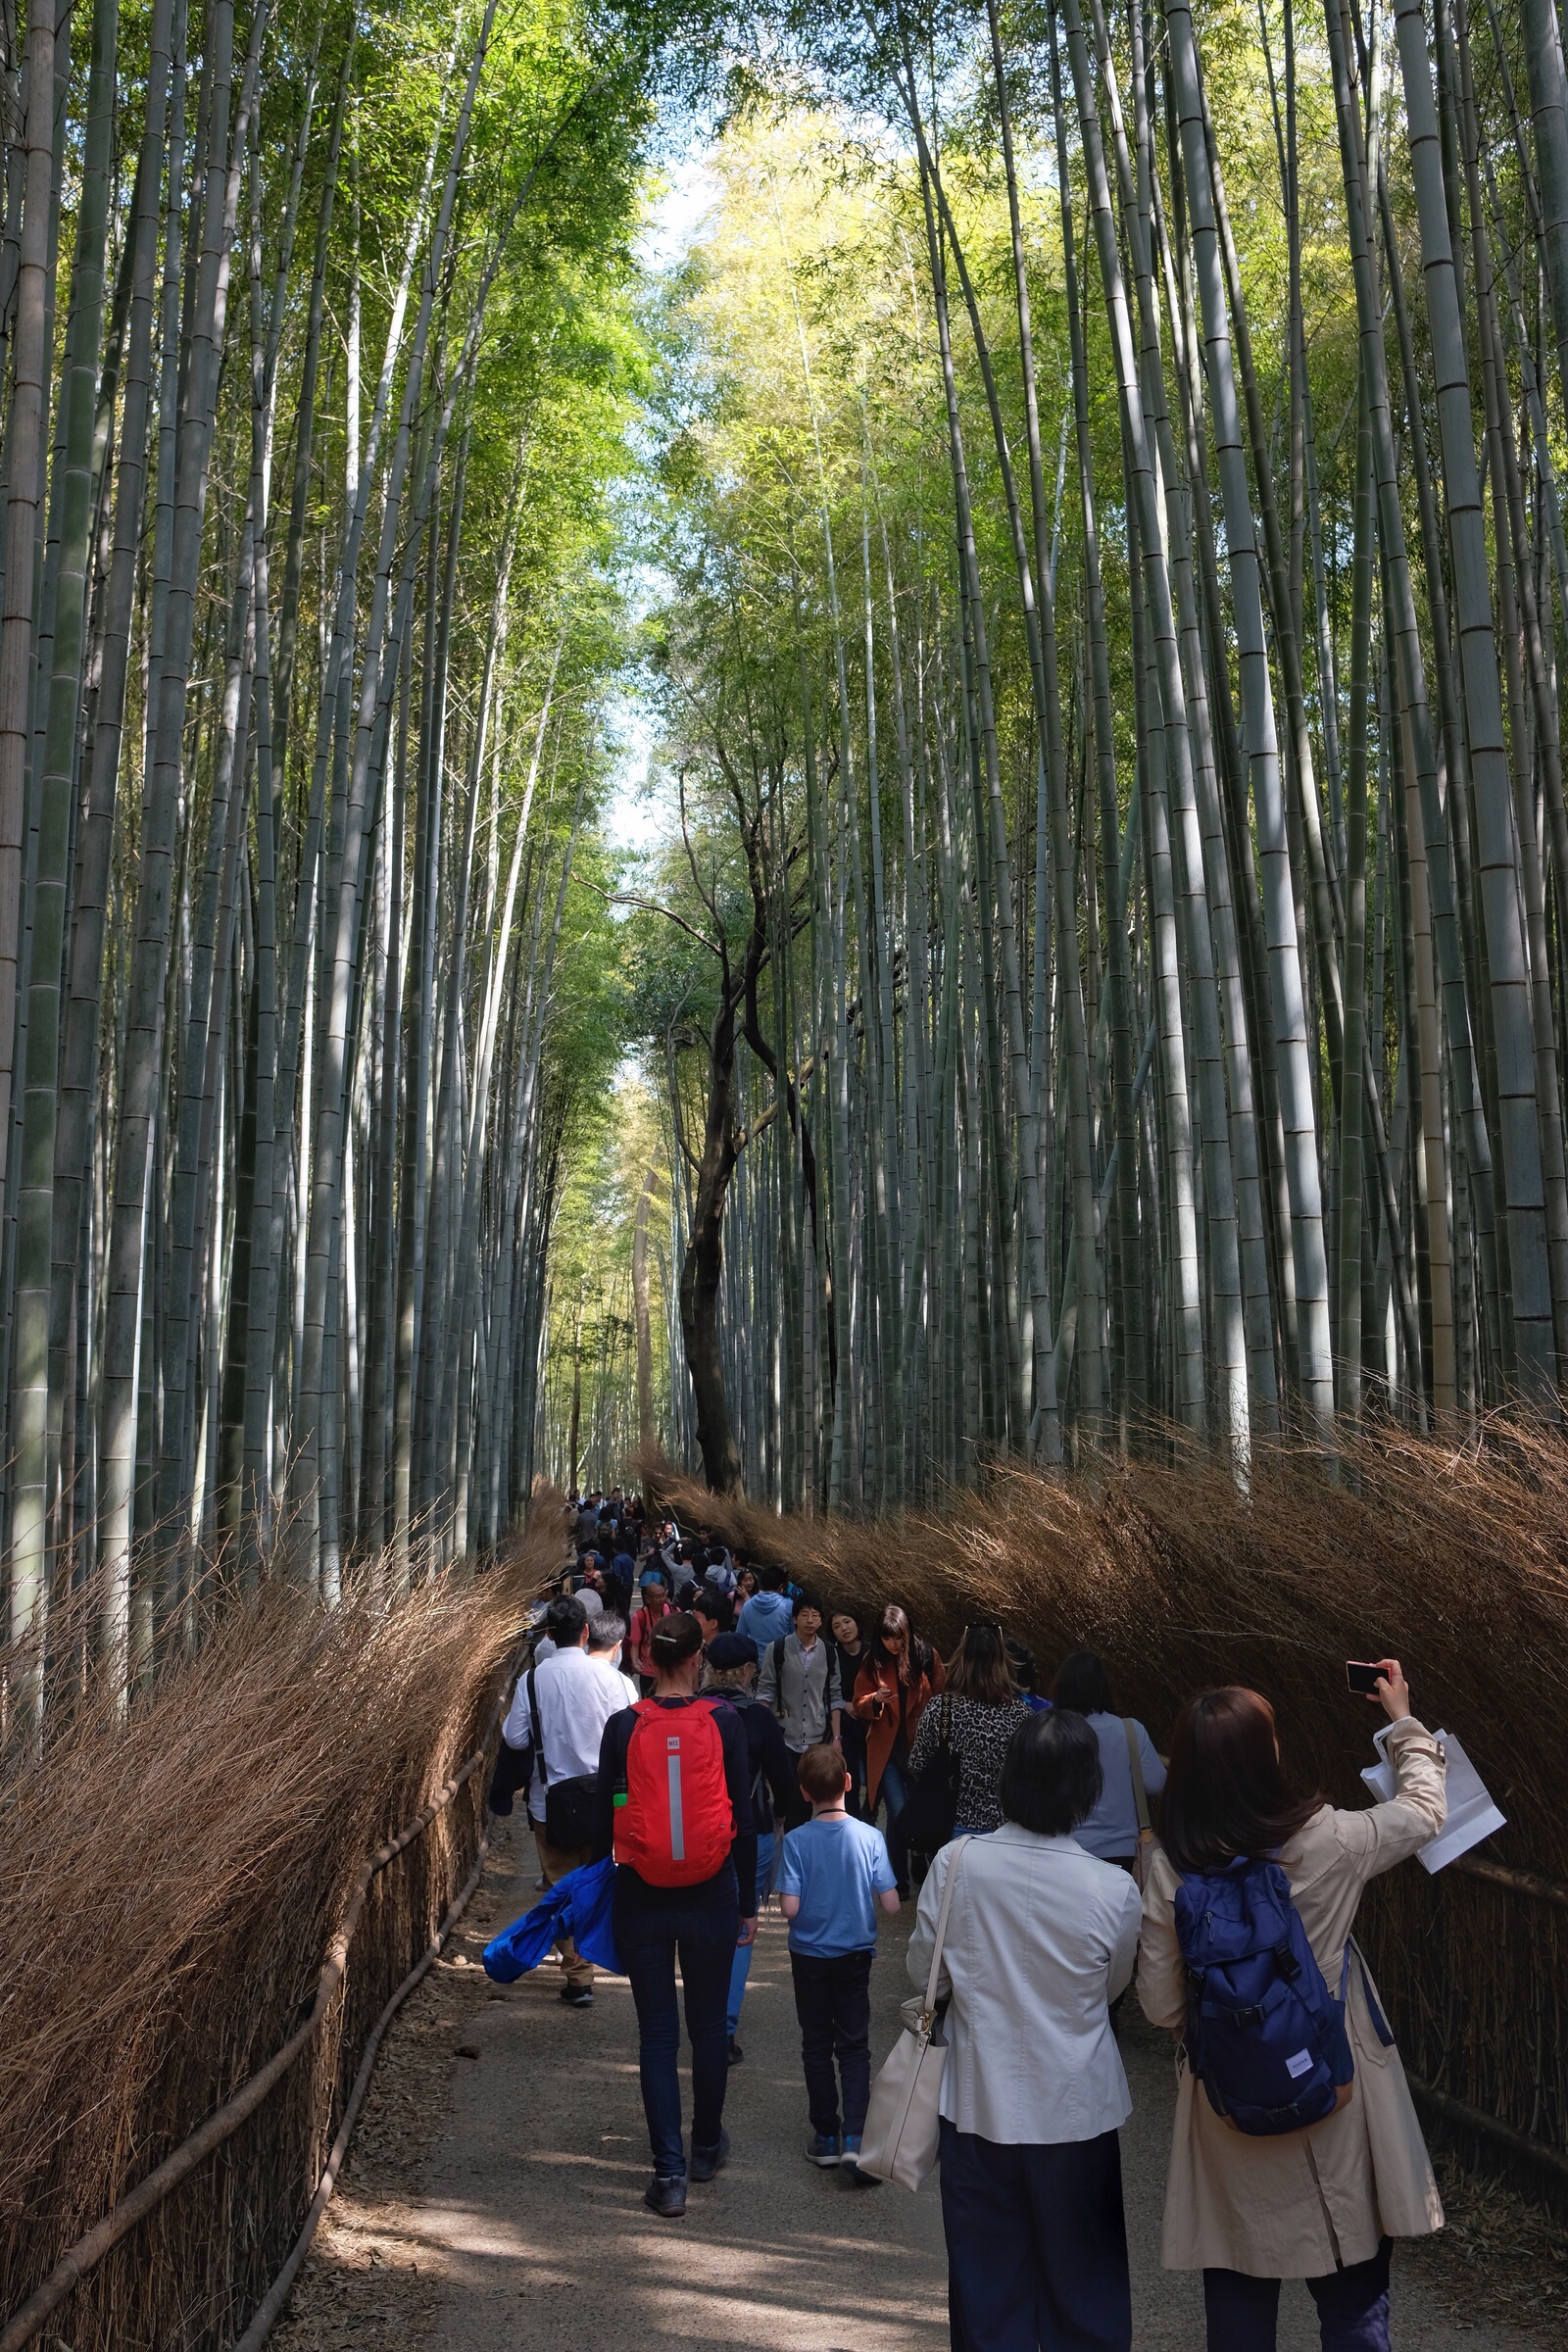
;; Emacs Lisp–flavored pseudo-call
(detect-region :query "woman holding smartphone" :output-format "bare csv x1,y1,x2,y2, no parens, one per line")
851,1604,944,1896
1138,1660,1446,2352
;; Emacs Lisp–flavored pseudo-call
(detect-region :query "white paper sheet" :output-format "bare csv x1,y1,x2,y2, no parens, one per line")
1359,1726,1506,1873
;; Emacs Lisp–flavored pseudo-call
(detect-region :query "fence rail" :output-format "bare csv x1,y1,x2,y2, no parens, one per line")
1454,1853,1568,1910
0,1722,499,2352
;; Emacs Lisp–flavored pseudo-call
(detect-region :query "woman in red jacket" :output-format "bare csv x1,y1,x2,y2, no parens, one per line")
851,1604,945,1895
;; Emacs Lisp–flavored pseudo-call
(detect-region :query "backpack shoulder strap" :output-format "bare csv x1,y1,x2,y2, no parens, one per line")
1123,1718,1151,1833
1340,1936,1397,2046
529,1665,548,1788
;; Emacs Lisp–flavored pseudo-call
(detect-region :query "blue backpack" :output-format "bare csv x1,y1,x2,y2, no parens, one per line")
1174,1858,1354,2135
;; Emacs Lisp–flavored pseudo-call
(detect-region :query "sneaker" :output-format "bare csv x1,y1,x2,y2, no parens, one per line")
690,2128,730,2182
559,1984,594,2008
840,2134,864,2166
727,2036,744,2065
806,2132,843,2168
841,2135,881,2184
644,2172,687,2218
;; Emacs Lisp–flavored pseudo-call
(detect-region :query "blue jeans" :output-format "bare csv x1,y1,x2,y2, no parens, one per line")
1202,2240,1392,2351
877,1757,911,1886
726,1831,774,2034
615,1889,736,2179
941,2119,1131,2351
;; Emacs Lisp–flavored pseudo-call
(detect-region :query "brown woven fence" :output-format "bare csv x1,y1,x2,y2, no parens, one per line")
0,1511,563,2351
655,1426,1568,2203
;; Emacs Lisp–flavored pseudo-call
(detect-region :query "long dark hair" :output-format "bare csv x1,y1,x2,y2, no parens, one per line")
946,1622,1018,1706
1160,1688,1325,1873
869,1603,934,1680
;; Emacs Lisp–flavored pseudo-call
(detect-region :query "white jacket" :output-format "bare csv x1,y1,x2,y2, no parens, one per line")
907,1825,1141,2145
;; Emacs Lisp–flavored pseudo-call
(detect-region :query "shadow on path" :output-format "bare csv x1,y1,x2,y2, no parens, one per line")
406,1823,1533,2351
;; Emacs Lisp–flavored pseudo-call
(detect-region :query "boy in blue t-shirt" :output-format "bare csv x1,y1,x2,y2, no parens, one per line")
778,1740,899,2176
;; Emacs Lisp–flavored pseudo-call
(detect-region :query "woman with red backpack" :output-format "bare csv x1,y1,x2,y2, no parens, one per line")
591,1611,757,2218
1137,1663,1446,2352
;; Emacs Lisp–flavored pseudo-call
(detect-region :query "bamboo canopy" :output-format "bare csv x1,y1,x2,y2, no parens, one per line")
592,0,1568,1507
12,0,1568,1696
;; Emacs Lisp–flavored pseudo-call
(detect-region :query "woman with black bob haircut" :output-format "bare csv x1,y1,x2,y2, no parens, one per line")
995,1689,1101,1833
1138,1676,1447,2352
1048,1647,1166,1871
908,1707,1141,2349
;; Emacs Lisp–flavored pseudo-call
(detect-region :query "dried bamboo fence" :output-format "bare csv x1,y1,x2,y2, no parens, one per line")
0,1506,564,2350
655,1425,1568,2206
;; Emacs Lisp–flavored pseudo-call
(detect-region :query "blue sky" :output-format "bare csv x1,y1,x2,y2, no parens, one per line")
600,148,720,868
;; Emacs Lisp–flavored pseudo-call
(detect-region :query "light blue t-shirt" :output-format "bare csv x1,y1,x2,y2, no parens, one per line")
736,1590,795,1650
779,1814,897,1957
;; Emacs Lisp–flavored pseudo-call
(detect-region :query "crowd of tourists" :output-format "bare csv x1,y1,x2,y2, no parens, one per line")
493,1487,1448,2352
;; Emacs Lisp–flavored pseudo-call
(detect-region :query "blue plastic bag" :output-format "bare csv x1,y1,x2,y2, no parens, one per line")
483,1854,623,1981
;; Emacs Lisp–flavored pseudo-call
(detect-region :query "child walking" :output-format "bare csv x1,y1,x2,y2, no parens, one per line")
778,1741,900,2179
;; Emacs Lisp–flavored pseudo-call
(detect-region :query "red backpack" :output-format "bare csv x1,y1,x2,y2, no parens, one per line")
614,1698,734,1886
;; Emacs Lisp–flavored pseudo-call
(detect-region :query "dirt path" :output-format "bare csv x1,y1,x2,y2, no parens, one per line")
273,1818,1555,2351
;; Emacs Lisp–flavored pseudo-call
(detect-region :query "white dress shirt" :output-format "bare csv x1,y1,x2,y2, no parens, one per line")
503,1644,634,1826
589,1653,639,1712
907,1823,1141,2144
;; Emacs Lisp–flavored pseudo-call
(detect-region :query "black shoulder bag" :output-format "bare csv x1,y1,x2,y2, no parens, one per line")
898,1692,961,1854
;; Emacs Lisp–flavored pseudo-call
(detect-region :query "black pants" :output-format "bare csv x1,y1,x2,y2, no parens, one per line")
789,1946,874,2138
615,1889,735,2180
840,1716,867,1816
1202,2239,1392,2350
939,2119,1132,2351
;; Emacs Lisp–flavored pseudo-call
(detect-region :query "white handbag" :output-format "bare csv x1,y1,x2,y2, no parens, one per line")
858,1838,971,2190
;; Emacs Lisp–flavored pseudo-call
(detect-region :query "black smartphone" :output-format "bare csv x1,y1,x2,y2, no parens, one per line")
1346,1661,1384,1695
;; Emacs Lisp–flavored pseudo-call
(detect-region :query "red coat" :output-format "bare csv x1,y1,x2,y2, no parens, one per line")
851,1650,946,1810
630,1599,675,1678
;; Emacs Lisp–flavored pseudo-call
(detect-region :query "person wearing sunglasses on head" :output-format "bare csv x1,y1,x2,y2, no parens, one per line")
909,1622,1034,1838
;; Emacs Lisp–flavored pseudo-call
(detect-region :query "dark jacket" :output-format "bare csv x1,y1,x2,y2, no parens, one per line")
723,1685,801,1834
591,1694,759,1916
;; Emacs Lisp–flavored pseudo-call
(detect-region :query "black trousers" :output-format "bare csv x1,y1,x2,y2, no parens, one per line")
789,1946,874,2137
939,2118,1132,2351
1202,2239,1393,2351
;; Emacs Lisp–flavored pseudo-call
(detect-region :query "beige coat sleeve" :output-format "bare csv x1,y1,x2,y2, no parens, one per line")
1136,1846,1189,2033
1317,1716,1446,1886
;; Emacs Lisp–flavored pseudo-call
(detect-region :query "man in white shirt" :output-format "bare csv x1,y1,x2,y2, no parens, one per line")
501,1595,633,2005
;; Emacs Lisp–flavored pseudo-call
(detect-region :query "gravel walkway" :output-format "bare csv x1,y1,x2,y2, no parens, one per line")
380,1815,1533,2352
273,1816,1548,2350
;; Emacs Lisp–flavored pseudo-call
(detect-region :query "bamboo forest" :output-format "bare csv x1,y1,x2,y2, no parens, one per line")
10,0,1568,1650
16,9,1568,2346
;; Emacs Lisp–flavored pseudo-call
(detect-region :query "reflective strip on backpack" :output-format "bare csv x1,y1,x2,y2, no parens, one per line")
667,1738,685,1863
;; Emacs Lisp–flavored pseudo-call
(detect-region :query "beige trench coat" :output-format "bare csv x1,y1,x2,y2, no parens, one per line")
1137,1716,1447,2278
